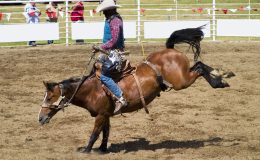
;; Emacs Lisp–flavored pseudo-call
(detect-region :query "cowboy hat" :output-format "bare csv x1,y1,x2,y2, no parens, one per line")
96,0,121,13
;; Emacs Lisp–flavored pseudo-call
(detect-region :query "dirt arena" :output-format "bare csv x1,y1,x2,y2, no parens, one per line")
0,42,259,160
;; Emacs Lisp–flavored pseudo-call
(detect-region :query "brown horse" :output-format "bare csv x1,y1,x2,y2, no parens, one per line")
39,27,229,153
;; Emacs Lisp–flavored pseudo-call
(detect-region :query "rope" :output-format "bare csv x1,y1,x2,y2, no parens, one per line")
141,41,145,57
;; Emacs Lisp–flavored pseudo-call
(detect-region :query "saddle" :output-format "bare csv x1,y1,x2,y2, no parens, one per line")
95,59,135,82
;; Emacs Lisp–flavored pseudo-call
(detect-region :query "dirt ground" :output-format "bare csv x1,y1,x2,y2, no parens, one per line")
0,42,259,160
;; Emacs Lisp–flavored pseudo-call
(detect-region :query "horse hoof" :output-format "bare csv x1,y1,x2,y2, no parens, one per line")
221,79,230,88
99,146,108,153
77,147,91,153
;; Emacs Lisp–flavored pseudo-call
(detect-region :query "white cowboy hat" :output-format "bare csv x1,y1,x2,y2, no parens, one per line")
96,0,121,13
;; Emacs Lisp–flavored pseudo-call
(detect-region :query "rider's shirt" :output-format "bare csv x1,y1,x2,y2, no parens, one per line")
101,14,124,50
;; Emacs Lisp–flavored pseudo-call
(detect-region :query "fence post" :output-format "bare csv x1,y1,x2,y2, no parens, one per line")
212,0,216,41
137,0,141,43
65,0,69,46
249,0,251,19
175,0,178,20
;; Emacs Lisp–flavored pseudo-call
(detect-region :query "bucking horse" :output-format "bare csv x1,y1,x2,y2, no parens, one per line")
39,26,229,153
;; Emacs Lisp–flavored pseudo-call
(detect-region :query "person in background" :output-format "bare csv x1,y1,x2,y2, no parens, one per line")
70,1,84,44
46,1,63,44
92,0,127,115
24,1,41,47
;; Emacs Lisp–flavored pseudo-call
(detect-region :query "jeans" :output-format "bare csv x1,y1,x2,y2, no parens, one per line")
48,40,54,44
28,41,36,46
100,74,122,98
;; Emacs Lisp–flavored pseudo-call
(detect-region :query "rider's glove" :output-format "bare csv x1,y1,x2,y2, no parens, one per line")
92,45,102,53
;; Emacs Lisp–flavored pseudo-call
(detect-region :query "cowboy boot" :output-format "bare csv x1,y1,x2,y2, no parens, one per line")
114,97,127,115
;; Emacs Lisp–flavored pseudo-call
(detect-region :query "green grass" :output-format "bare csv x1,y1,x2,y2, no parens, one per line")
0,0,260,46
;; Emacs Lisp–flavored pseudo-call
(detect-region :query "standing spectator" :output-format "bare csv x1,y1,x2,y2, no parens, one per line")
70,1,84,44
46,2,63,44
24,1,41,47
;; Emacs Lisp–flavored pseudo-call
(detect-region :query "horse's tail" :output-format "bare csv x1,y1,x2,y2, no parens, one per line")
166,25,205,61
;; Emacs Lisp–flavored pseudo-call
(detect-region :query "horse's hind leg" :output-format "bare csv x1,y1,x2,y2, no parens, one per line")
99,118,110,152
192,61,229,88
77,115,108,153
179,68,201,90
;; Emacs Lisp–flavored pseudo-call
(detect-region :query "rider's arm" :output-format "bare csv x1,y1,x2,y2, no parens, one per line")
101,17,122,50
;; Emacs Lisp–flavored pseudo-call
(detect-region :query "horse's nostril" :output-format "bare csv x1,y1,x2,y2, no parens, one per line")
39,117,43,122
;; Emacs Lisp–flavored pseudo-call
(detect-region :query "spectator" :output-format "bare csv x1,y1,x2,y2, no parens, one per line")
24,1,41,47
70,1,84,44
46,2,63,44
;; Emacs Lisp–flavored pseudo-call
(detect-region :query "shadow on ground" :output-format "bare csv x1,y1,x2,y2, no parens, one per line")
108,137,223,153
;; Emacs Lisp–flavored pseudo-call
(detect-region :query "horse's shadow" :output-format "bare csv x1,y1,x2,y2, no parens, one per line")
108,137,222,153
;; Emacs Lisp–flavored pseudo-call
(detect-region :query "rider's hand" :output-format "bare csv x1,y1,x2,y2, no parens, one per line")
92,45,101,53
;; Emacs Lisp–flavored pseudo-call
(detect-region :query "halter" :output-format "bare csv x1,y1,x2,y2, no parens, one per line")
41,84,70,111
56,84,71,110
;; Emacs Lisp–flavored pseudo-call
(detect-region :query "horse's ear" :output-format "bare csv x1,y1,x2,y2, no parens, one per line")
43,81,48,88
43,81,58,91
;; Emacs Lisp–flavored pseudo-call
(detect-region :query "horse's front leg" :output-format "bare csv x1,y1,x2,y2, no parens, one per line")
99,117,110,152
77,114,108,153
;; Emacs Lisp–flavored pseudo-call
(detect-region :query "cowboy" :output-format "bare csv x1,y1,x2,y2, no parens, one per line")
92,0,127,115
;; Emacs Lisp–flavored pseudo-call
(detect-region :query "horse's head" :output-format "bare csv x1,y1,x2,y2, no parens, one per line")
39,81,63,125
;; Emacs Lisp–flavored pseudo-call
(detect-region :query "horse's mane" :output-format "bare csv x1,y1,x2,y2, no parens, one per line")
60,77,82,84
60,63,96,84
44,77,81,91
45,64,97,91
59,65,96,88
